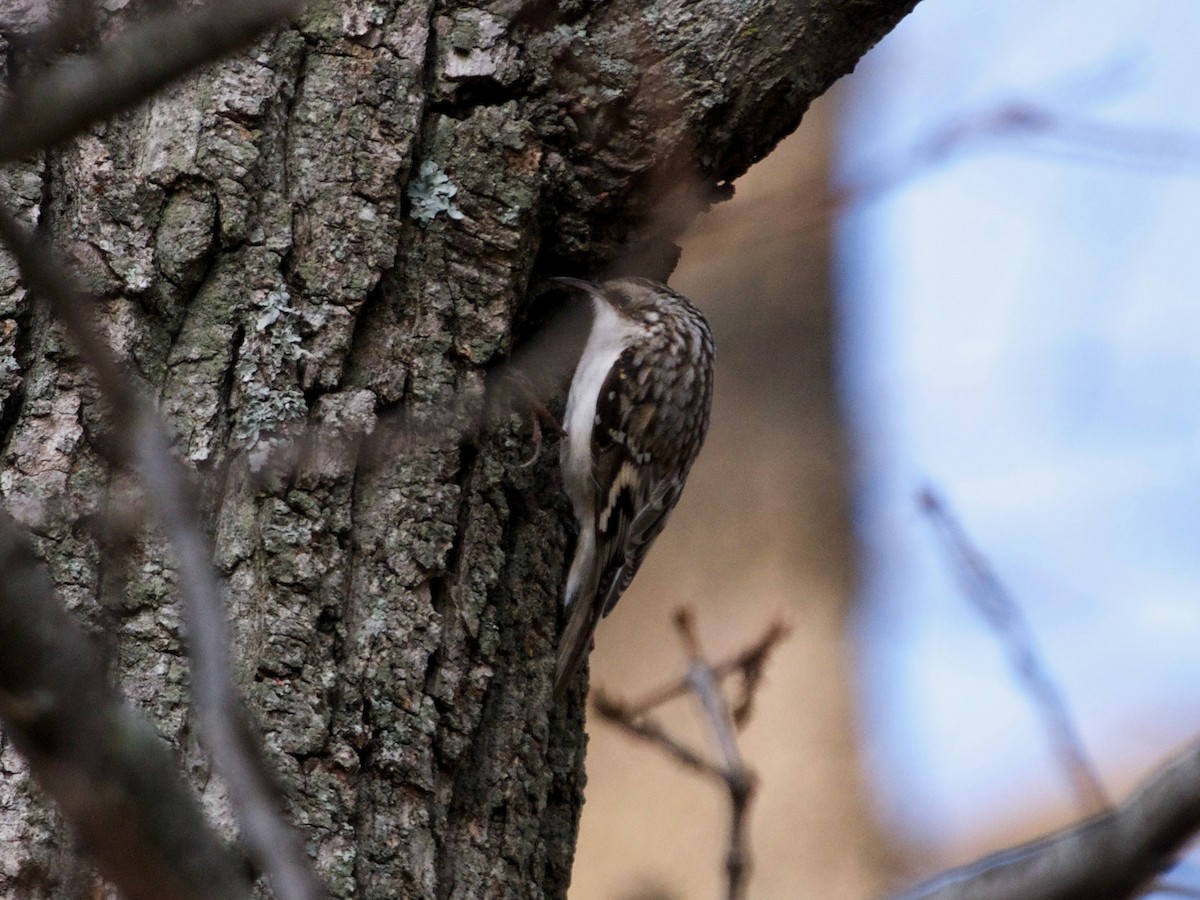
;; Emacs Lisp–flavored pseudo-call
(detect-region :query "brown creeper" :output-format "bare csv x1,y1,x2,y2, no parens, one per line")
553,276,715,700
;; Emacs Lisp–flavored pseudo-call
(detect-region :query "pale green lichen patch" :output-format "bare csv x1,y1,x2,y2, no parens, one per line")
234,287,309,466
407,161,466,225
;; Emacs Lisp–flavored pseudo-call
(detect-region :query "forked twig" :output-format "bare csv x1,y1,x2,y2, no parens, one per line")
620,619,791,722
592,611,789,900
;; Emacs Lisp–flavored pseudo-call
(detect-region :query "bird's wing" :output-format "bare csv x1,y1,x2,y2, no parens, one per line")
599,478,679,616
589,346,679,617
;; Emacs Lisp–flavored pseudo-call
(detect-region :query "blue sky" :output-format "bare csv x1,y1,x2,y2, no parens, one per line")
839,0,1200,861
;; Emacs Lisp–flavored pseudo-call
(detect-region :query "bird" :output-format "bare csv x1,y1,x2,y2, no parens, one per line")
552,276,715,700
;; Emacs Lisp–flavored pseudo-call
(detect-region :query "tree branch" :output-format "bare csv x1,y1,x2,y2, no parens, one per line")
897,735,1200,900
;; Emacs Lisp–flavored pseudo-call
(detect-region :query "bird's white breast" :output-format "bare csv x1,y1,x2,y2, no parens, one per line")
561,297,638,514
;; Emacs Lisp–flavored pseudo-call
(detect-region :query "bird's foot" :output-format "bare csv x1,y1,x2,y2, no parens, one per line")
505,371,566,466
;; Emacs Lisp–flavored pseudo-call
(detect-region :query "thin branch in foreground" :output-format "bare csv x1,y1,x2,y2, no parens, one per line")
896,734,1200,900
0,513,251,900
684,99,1200,262
0,0,305,163
8,0,96,73
918,485,1109,816
592,612,788,900
0,207,327,900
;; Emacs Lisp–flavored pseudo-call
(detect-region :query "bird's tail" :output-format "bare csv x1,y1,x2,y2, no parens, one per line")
554,528,603,700
554,592,603,701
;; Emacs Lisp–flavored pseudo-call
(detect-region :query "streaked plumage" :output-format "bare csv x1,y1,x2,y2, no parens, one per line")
553,276,715,700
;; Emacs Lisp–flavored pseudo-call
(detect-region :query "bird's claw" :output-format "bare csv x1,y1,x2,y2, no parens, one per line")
504,369,564,467
521,399,566,467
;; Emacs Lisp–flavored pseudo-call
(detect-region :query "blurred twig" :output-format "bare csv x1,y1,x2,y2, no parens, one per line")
6,0,96,73
908,459,1200,900
0,512,252,900
832,101,1200,212
0,1,324,893
593,611,789,900
0,0,304,163
1153,883,1200,899
677,611,757,900
686,90,1200,252
0,206,327,900
918,485,1109,815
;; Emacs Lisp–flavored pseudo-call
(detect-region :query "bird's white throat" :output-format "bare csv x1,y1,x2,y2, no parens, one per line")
561,296,638,517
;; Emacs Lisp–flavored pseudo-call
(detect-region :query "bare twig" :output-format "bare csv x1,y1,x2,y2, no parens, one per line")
0,513,251,900
724,621,792,729
0,207,327,900
896,734,1200,900
0,0,304,163
919,485,1109,815
676,610,757,900
592,612,787,900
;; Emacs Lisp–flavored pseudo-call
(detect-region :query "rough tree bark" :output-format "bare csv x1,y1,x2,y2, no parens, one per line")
0,0,918,896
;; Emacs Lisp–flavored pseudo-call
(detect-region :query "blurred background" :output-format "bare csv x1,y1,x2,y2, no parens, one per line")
570,0,1200,897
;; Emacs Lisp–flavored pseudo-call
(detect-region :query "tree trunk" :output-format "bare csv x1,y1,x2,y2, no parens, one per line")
0,1,918,896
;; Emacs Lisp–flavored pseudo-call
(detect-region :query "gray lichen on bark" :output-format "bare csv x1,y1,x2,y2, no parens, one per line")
0,0,918,895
